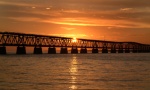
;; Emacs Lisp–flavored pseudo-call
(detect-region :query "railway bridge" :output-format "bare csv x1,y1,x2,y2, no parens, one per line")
0,32,150,54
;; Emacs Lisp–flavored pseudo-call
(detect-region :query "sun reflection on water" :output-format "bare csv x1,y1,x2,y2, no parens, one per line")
69,55,78,89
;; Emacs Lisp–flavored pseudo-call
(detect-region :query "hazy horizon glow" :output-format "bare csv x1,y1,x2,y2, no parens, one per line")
0,0,150,44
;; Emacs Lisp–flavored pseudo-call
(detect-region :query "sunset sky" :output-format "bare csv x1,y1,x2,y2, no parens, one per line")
0,0,150,44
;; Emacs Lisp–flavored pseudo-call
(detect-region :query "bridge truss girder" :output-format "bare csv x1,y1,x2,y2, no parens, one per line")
0,32,150,52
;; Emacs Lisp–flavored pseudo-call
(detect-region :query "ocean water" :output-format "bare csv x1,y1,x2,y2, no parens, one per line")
0,53,150,90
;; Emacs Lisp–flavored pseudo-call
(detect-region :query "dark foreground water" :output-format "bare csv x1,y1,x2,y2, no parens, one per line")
0,53,150,90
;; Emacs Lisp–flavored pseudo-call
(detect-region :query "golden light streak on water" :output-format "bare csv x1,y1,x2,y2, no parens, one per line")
69,55,78,89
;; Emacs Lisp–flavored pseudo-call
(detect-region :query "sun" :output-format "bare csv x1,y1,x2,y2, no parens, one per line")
72,37,77,43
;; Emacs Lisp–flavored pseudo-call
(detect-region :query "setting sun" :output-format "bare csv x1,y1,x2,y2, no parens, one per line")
72,37,77,43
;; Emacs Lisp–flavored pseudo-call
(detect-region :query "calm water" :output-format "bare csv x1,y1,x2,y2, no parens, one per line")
0,53,150,90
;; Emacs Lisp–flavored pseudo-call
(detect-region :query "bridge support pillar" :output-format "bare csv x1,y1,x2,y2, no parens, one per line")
148,47,150,53
145,47,148,53
80,47,87,54
118,43,123,53
138,47,142,53
102,43,108,53
111,49,116,53
132,45,138,53
71,46,78,54
125,44,130,53
140,49,143,53
142,46,145,53
110,43,116,53
141,48,145,53
102,48,108,53
125,49,130,53
34,47,42,54
16,46,26,54
48,47,56,54
60,47,68,54
146,47,149,53
92,48,98,53
0,46,6,54
118,49,123,53
133,49,138,53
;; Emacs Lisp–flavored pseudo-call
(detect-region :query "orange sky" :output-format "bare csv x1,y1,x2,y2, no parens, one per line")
0,0,150,44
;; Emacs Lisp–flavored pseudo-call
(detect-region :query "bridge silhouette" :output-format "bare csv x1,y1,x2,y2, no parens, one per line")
0,32,150,54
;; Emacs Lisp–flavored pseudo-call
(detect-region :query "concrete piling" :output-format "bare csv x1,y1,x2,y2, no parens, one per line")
71,46,78,54
0,47,6,54
34,47,42,54
16,46,26,54
60,47,68,54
